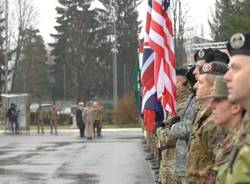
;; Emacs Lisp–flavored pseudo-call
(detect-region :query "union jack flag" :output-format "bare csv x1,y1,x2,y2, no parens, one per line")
140,0,157,133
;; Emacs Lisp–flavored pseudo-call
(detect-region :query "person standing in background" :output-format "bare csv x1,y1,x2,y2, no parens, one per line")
93,101,103,137
6,103,19,134
49,104,59,135
76,101,85,138
84,101,94,140
36,103,45,134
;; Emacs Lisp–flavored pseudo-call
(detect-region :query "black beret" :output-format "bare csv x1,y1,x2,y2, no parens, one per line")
185,66,197,86
212,49,230,64
176,67,188,76
227,32,250,56
199,62,228,76
194,48,214,62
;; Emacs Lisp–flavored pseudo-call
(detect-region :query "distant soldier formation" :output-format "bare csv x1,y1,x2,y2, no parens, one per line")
34,100,103,138
142,32,250,184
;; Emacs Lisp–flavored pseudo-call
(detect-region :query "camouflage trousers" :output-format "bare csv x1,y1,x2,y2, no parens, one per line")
147,133,158,158
160,148,179,184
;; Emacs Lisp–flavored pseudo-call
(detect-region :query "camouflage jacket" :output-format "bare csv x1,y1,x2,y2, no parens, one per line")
36,107,45,121
93,106,103,121
170,94,197,177
176,86,190,117
49,108,59,120
157,86,189,175
159,87,189,147
224,134,250,183
186,107,226,184
222,118,250,184
213,122,241,184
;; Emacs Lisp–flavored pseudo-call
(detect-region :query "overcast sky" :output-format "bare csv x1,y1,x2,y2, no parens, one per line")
33,0,216,43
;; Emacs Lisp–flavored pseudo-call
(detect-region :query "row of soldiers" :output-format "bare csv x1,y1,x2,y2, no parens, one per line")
36,104,59,134
143,31,250,184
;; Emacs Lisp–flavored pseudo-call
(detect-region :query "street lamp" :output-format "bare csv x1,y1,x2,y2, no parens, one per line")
111,46,118,107
4,0,8,93
110,0,118,107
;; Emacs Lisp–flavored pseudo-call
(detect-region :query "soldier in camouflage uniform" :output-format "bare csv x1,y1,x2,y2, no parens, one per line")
159,68,190,184
203,77,244,184
170,66,197,184
36,104,45,134
49,104,59,135
170,49,228,184
93,101,103,137
222,32,250,183
187,61,229,184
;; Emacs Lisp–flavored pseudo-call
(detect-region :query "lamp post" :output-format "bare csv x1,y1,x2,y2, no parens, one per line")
111,0,118,107
4,0,8,93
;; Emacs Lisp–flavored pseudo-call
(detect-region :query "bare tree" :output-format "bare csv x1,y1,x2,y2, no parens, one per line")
173,0,190,67
8,0,39,91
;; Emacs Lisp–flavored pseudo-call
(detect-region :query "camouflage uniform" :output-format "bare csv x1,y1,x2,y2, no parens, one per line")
159,86,189,184
220,118,250,184
211,123,241,184
186,106,226,184
93,106,103,136
36,106,45,134
223,134,250,183
170,93,197,183
221,32,250,184
49,106,59,134
159,127,178,184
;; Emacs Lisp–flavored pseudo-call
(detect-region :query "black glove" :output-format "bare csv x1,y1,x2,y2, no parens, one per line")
156,121,165,128
168,116,180,129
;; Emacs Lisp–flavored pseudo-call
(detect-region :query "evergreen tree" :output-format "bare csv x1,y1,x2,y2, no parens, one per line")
100,0,141,97
50,0,112,101
13,28,49,100
209,0,247,41
116,0,140,96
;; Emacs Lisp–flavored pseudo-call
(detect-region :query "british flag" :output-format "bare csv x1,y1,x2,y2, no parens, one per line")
140,0,157,134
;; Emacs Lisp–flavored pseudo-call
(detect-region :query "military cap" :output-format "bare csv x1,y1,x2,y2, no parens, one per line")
203,76,228,99
194,48,214,62
176,67,188,76
227,32,250,56
212,49,230,64
194,48,229,64
199,62,228,75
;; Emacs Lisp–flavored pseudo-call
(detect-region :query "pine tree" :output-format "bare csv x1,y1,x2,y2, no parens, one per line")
13,28,49,100
100,0,141,96
50,0,112,101
209,0,246,41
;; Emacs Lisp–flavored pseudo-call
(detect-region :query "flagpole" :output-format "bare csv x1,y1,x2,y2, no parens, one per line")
111,0,118,107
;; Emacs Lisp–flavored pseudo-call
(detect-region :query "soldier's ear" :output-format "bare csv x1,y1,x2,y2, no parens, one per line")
231,104,242,115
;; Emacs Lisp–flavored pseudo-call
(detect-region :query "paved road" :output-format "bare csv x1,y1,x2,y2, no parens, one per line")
0,129,154,184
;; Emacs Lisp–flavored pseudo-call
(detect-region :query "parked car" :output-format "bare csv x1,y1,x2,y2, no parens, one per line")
58,107,72,125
